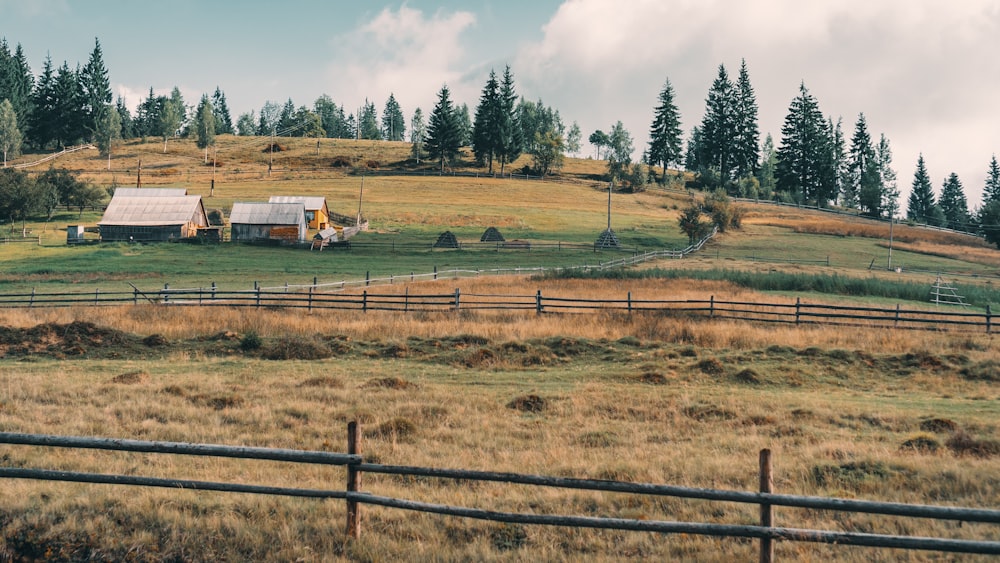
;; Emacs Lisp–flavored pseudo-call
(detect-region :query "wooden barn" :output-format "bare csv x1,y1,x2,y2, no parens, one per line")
268,196,330,230
99,194,209,242
229,202,308,242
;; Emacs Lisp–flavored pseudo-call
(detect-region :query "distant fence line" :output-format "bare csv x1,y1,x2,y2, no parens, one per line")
0,428,997,560
0,285,993,333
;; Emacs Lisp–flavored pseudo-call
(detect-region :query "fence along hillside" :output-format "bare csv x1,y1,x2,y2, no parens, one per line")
0,427,997,559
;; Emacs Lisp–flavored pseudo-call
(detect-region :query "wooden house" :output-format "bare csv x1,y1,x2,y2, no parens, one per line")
99,194,209,242
112,188,188,197
229,202,308,242
268,196,330,230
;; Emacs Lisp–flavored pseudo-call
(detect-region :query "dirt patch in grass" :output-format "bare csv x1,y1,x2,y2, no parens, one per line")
142,334,168,347
696,357,725,376
363,377,416,390
900,434,941,454
683,404,737,421
734,368,761,384
109,371,148,384
365,417,417,440
298,376,343,388
920,418,959,433
946,431,1000,458
262,336,332,360
507,394,548,413
631,371,669,385
0,321,141,359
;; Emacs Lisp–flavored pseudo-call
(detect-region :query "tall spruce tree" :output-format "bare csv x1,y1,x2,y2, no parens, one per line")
876,134,898,218
0,42,34,142
849,114,880,215
30,54,57,148
830,118,849,205
471,69,500,171
775,83,835,205
732,59,760,180
80,38,112,139
939,173,970,231
646,77,683,182
907,155,937,223
115,96,134,140
211,87,233,135
425,85,461,171
496,66,521,175
381,93,405,141
52,62,85,147
983,155,1000,204
698,64,736,185
277,98,297,134
455,103,472,147
358,99,379,140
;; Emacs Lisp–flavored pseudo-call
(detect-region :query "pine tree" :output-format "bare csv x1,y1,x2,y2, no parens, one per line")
757,133,777,199
496,66,521,175
471,69,500,171
115,96,134,140
168,87,186,134
357,99,379,140
425,85,461,172
52,62,85,147
939,173,970,231
0,42,34,142
29,55,57,148
775,83,835,205
313,95,348,139
877,134,898,219
830,118,849,205
277,98,297,134
732,59,759,180
80,37,112,139
455,103,472,147
684,126,701,171
258,100,280,135
907,155,937,223
381,93,405,141
983,155,1000,204
646,77,683,182
0,98,22,166
211,87,233,135
849,114,880,215
698,64,736,184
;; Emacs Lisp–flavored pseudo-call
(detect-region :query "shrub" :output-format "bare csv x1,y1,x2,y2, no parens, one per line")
239,331,262,352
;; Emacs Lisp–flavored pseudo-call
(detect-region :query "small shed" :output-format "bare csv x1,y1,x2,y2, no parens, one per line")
99,195,209,242
230,202,308,242
268,196,330,230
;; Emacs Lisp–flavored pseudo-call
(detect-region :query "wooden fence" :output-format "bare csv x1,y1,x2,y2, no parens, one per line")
0,427,997,560
0,285,993,333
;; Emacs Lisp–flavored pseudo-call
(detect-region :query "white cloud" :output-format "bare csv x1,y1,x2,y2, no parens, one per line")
324,5,477,115
515,0,1000,206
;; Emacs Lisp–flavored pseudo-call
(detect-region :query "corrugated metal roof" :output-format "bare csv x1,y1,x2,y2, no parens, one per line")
230,202,306,225
99,196,205,226
113,188,188,197
268,196,327,211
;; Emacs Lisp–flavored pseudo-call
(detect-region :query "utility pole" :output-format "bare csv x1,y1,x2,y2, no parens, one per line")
211,146,217,198
107,131,112,171
136,158,141,188
887,215,895,270
268,128,274,176
357,173,365,226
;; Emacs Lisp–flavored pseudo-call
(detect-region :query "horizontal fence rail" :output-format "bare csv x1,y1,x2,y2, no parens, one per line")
0,286,993,332
0,429,998,560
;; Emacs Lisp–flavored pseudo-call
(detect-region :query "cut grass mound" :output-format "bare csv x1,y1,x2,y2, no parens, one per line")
0,321,141,359
507,394,548,413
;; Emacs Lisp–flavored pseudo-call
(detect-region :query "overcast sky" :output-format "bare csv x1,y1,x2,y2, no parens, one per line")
3,0,999,208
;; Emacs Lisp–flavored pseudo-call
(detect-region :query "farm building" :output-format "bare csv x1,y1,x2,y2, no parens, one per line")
229,202,308,242
98,194,209,242
268,196,330,230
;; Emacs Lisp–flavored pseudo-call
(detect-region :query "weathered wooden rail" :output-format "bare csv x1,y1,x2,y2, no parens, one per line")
0,285,993,332
0,427,997,560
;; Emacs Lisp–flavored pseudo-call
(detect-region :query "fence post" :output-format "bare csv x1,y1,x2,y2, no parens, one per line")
308,286,314,313
211,282,216,301
710,295,715,318
627,291,632,314
163,283,169,304
433,266,437,280
362,291,367,313
94,288,99,306
346,421,362,539
987,305,992,334
759,448,774,563
404,287,409,312
30,288,35,308
536,290,543,315
895,304,901,327
365,271,370,287
795,298,801,324
256,283,261,309
454,288,461,310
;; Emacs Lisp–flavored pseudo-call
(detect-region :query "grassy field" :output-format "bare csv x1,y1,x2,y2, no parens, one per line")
0,138,998,561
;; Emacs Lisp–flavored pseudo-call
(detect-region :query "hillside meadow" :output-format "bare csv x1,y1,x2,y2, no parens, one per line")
0,137,998,560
